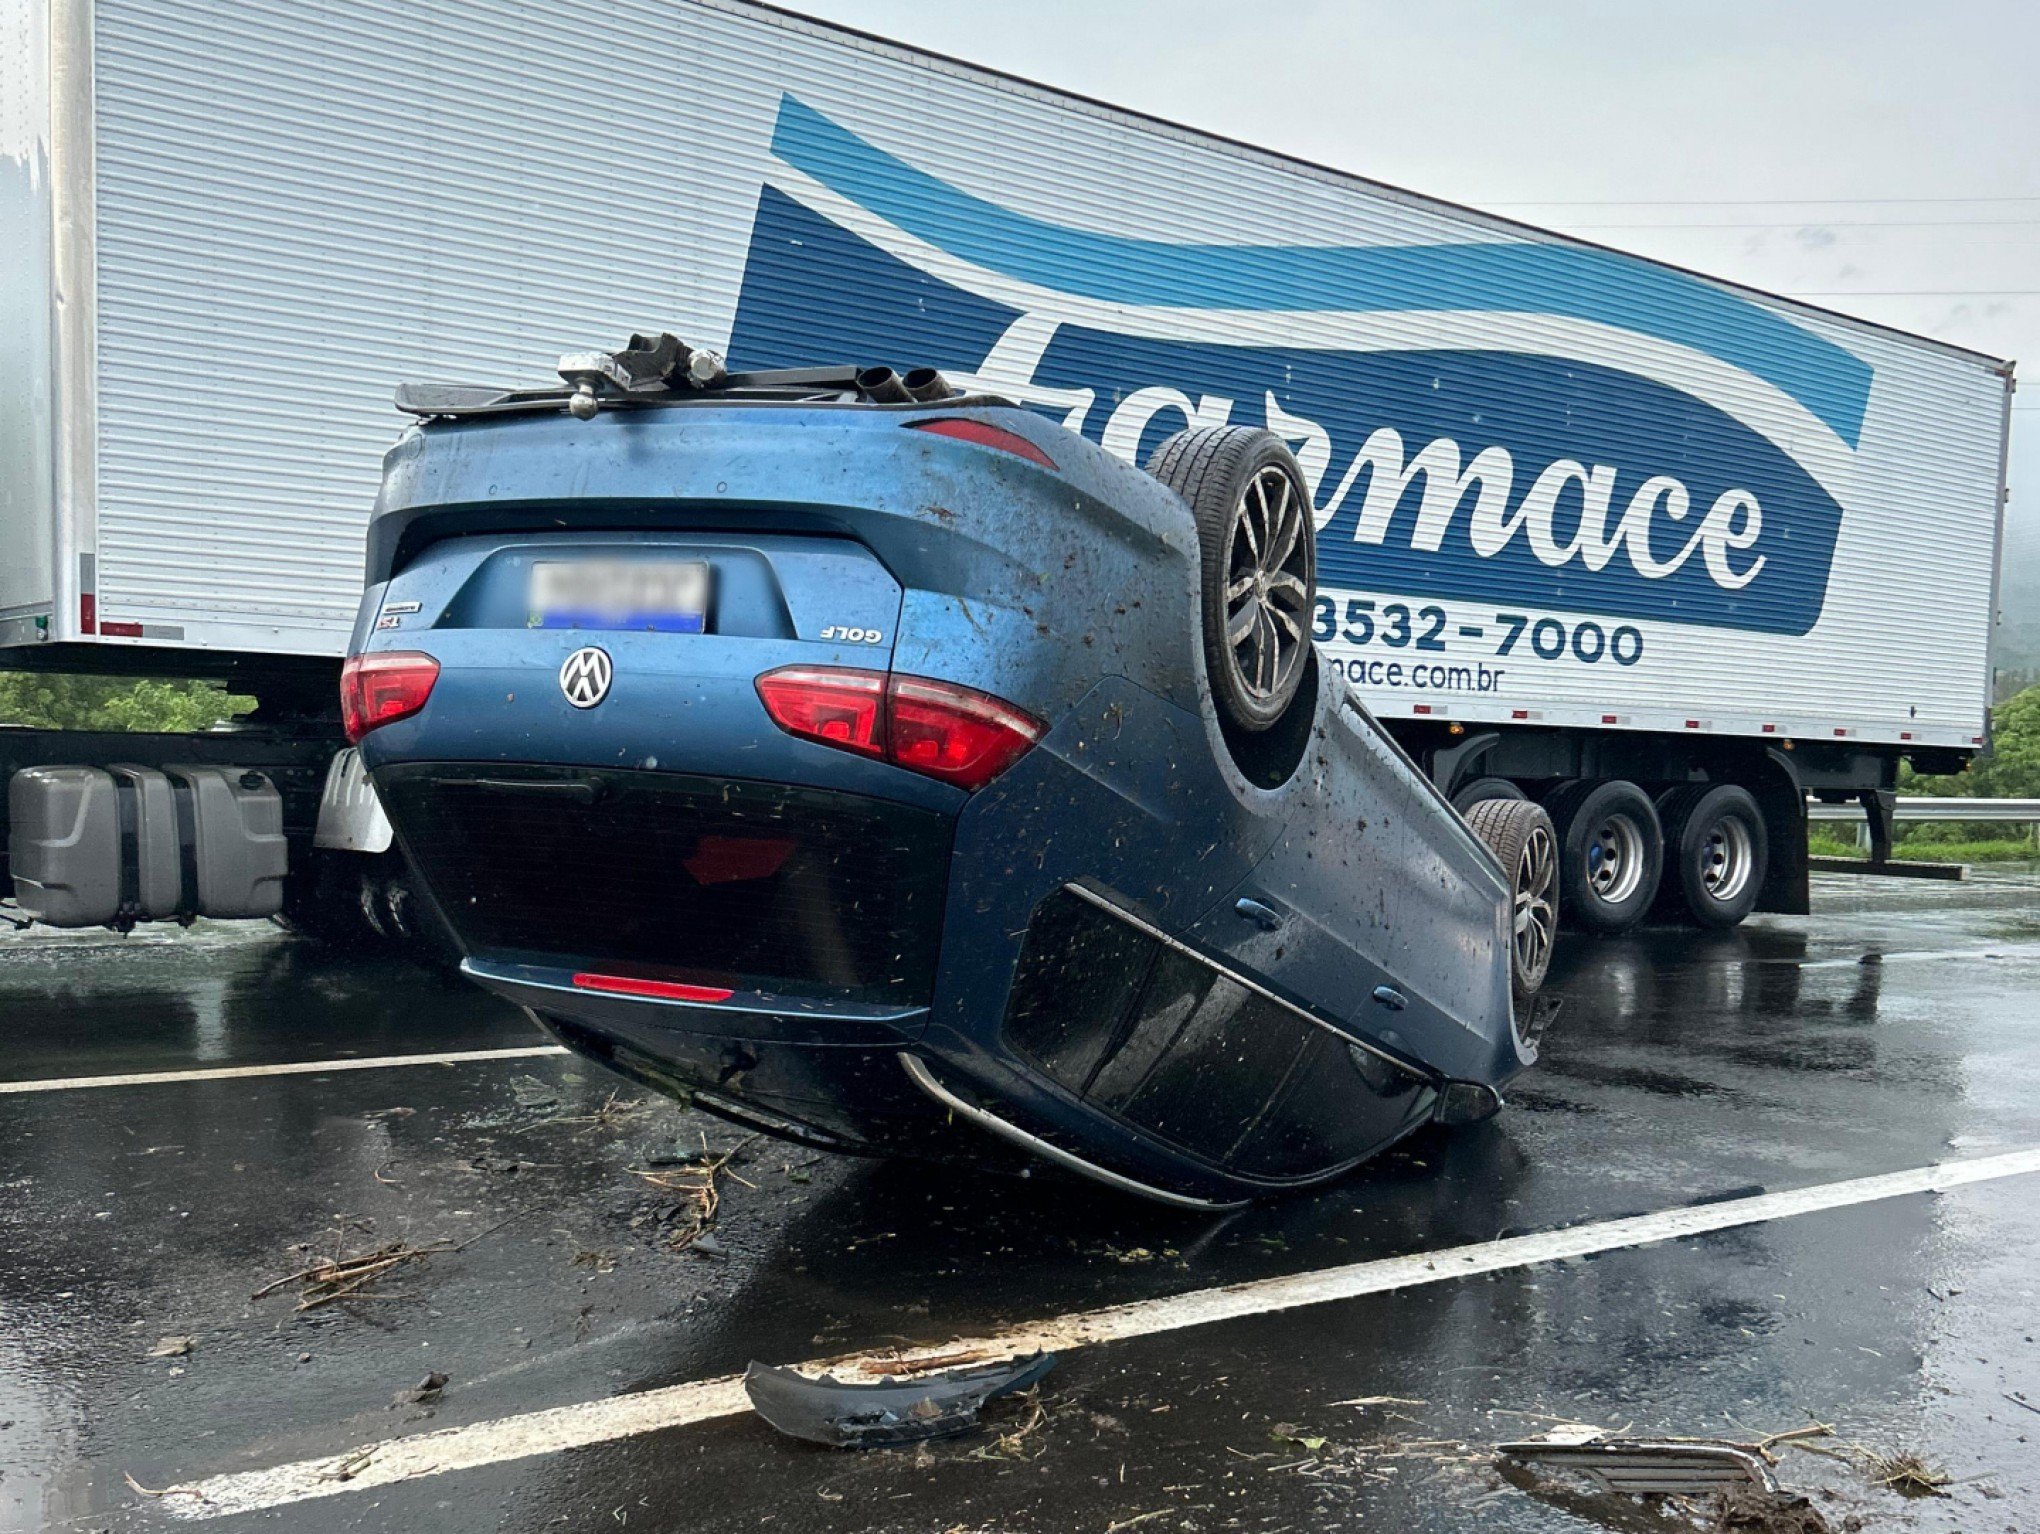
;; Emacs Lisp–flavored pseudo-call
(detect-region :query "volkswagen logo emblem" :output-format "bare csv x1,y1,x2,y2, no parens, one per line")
558,645,613,708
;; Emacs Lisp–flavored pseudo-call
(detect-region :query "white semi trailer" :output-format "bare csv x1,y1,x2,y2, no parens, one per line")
2,0,2014,939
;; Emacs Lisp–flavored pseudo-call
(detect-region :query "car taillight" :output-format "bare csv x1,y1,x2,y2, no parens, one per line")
755,666,1043,791
886,675,1042,788
341,651,440,743
753,667,887,760
909,418,1058,471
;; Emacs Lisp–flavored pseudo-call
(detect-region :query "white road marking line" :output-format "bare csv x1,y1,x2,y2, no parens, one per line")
164,1145,2040,1519
1799,943,2040,971
0,1045,569,1096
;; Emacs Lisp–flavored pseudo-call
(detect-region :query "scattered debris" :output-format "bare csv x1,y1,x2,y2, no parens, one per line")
1271,1424,1328,1452
122,1470,202,1501
1500,1430,1835,1533
1103,1510,1171,1533
509,1075,560,1109
392,1371,448,1407
1330,1394,1428,1410
970,1388,1051,1461
467,1153,539,1176
1715,1482,1832,1533
743,1352,1056,1448
147,1335,195,1359
849,1346,998,1377
253,1236,453,1312
1860,1449,1949,1499
316,1446,377,1482
1784,1429,1951,1500
1502,1432,1782,1496
571,1248,617,1274
629,1133,757,1253
522,1087,648,1134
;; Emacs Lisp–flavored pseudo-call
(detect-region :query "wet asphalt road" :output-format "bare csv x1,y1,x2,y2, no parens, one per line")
3,869,2038,1533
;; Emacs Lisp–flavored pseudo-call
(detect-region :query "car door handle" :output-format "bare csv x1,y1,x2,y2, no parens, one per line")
1371,985,1407,1011
1233,896,1283,931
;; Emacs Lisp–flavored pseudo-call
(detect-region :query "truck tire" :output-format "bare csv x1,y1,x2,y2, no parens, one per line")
1462,796,1558,1010
277,847,462,966
1544,779,1663,935
1451,776,1526,815
1655,783,1767,929
1147,426,1316,734
277,849,383,953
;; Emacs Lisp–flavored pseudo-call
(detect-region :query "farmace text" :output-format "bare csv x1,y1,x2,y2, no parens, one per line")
1303,426,1764,590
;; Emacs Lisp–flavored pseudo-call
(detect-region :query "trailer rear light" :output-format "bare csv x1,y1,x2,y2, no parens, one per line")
910,418,1058,471
341,651,440,743
571,972,734,1003
756,666,1044,791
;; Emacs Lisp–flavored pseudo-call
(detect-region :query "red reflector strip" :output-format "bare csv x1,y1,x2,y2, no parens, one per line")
1411,703,1432,714
1511,709,1529,720
1761,723,1777,733
100,620,145,637
1834,728,1849,737
910,418,1058,470
1900,731,1914,741
1684,719,1700,729
1601,714,1619,725
80,593,97,634
571,973,734,1003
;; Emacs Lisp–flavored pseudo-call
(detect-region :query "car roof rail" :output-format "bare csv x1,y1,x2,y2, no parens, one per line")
395,333,994,421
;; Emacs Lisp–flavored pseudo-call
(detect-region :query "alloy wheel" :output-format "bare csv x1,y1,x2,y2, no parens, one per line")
1222,465,1313,710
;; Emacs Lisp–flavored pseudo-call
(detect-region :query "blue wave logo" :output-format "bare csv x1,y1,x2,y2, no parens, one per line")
729,96,1858,636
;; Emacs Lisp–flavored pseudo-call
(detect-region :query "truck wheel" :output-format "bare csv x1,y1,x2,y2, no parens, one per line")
1462,796,1558,1009
1656,783,1767,929
277,849,384,953
1147,426,1316,733
1451,776,1526,815
1544,779,1663,935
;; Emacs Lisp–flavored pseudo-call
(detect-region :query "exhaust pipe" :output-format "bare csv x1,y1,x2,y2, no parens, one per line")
855,366,914,404
901,367,959,403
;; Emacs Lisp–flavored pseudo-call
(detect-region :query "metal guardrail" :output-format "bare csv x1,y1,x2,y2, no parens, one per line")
1807,797,2040,823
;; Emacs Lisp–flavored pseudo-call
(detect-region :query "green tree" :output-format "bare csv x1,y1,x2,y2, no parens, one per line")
1903,683,2040,799
0,671,255,733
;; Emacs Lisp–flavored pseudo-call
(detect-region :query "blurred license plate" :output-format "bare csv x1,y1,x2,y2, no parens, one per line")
531,560,710,633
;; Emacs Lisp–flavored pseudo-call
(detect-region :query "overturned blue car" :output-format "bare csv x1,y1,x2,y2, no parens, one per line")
346,335,1557,1208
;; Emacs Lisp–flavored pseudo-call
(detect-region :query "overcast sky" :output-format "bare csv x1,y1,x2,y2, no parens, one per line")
776,0,2038,658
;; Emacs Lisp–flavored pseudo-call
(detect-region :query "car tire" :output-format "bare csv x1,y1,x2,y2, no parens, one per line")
1147,426,1316,733
1544,779,1663,935
1655,783,1768,929
1462,796,1558,1010
1451,776,1527,815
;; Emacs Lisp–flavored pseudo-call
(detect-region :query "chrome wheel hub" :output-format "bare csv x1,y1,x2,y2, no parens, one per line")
1583,813,1647,905
1699,814,1754,902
